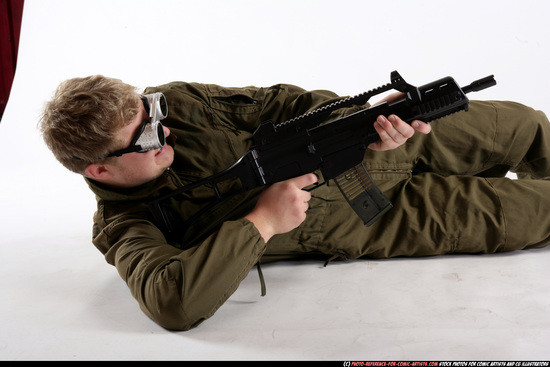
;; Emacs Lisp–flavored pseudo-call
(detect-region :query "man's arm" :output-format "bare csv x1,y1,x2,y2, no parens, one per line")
95,213,266,331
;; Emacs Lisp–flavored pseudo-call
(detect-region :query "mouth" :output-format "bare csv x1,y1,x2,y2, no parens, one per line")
155,146,164,156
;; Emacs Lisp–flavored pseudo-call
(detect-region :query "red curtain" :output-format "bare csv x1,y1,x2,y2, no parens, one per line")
0,0,24,118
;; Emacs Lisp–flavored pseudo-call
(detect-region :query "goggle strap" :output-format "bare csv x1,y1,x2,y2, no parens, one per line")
105,145,143,158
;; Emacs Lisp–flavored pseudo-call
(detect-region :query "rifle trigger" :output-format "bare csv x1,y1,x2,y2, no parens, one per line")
305,180,326,192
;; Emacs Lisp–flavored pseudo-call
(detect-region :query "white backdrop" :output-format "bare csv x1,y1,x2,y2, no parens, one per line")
1,0,549,361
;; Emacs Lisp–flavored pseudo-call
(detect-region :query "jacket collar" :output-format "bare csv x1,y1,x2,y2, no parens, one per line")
85,172,172,202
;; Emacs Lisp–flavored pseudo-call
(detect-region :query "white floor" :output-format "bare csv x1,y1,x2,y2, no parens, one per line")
1,0,549,361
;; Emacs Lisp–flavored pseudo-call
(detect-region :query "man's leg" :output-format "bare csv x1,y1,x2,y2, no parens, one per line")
359,100,550,258
358,173,550,258
408,100,550,179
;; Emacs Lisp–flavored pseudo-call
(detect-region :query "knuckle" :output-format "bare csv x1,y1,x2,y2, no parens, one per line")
280,181,294,192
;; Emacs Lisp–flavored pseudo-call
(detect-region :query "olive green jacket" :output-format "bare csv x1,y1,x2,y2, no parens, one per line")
87,82,349,330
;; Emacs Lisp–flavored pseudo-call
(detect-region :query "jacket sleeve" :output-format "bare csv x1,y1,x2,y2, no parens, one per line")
146,81,347,133
93,207,266,331
259,83,350,124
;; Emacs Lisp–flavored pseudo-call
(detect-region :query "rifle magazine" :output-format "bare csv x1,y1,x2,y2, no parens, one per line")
334,164,393,226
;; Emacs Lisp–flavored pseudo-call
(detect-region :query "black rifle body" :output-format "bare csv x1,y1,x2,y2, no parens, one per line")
149,71,496,234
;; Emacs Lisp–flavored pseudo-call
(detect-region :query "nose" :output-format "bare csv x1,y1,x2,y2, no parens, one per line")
163,125,171,137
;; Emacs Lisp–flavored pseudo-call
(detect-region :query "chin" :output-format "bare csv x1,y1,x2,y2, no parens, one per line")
157,145,175,167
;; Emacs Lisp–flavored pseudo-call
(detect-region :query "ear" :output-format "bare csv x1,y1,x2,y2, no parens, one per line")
84,163,113,181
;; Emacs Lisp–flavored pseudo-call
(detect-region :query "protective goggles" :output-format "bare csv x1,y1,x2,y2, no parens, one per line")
106,92,168,158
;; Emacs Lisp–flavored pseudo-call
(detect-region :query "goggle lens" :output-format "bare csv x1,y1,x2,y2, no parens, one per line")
136,93,167,152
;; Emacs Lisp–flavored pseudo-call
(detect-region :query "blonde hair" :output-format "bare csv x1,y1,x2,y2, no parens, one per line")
39,75,141,174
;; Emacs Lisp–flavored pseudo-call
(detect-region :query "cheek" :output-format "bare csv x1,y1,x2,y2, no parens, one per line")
118,155,150,176
118,150,171,184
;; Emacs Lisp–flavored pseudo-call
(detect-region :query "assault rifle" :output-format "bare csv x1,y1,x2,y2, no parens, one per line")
148,71,496,235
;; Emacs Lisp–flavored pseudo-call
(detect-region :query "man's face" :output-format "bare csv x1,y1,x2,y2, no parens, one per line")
100,101,175,188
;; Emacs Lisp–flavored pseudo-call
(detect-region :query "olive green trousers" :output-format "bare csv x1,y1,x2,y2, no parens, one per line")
265,100,550,260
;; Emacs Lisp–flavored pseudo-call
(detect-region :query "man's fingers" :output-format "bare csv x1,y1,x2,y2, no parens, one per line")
293,173,319,189
387,115,415,139
369,114,431,152
412,120,432,134
375,115,409,145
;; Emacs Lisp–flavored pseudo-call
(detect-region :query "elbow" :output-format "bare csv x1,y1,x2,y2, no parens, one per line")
136,273,200,331
141,303,201,331
134,262,210,332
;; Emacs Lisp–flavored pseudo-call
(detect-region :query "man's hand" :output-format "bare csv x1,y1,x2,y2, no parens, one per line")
368,92,431,151
245,173,318,242
368,114,431,151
